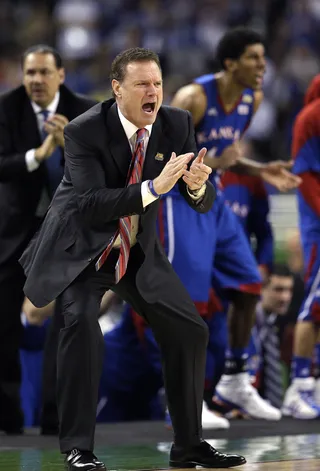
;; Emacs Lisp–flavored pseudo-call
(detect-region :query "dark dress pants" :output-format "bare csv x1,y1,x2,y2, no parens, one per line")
40,298,63,433
0,262,25,430
57,246,209,453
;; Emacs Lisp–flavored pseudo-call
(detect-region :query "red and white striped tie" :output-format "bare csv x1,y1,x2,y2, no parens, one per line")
95,128,147,282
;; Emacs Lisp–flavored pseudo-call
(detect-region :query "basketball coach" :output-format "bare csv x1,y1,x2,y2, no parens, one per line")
20,47,245,470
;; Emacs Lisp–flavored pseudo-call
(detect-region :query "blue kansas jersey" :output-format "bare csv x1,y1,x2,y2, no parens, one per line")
194,73,254,180
159,73,261,308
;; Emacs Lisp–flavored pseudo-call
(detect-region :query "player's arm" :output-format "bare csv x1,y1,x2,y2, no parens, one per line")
171,87,299,190
233,91,300,191
22,297,55,325
171,83,207,127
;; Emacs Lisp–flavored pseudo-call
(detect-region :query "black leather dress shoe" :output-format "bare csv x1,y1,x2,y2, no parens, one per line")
65,449,106,471
170,440,246,468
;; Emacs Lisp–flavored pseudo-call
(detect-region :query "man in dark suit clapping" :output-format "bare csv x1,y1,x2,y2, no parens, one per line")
20,47,245,470
0,45,96,434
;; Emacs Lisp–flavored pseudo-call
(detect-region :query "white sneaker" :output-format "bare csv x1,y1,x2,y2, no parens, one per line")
202,401,230,430
165,401,230,430
215,372,281,420
282,377,320,419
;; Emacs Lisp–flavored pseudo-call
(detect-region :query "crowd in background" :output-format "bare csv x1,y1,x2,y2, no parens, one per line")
0,0,319,428
1,0,320,161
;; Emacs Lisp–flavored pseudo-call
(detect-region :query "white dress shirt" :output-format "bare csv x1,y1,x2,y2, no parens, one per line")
113,107,158,248
113,107,206,247
25,91,60,172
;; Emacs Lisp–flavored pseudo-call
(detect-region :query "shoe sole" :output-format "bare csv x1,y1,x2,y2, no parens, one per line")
202,423,230,430
215,391,281,421
64,463,106,471
170,458,246,468
282,405,318,420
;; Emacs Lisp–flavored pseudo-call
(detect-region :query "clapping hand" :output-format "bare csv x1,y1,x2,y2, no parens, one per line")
182,147,212,190
153,151,194,195
34,134,58,163
44,113,69,148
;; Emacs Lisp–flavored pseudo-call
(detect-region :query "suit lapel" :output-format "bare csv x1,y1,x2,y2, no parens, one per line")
106,103,132,178
20,95,42,148
56,85,74,118
56,91,67,116
104,102,171,180
142,113,170,180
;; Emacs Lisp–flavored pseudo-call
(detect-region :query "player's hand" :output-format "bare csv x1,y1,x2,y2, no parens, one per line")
22,297,54,326
260,160,302,192
182,147,211,190
218,142,242,170
44,113,69,148
34,134,58,162
153,152,194,195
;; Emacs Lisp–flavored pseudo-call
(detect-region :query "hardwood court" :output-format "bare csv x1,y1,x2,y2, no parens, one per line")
165,463,320,471
0,419,319,470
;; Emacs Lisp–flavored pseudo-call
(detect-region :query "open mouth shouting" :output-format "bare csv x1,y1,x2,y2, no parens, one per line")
142,102,156,115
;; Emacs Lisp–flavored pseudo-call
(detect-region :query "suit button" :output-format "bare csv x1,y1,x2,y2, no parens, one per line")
88,258,92,262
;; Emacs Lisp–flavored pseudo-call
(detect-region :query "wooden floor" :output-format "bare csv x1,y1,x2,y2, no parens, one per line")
164,463,320,471
239,461,320,470
1,424,320,470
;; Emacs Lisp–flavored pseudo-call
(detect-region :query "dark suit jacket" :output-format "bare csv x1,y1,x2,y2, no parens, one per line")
0,84,97,267
20,99,216,307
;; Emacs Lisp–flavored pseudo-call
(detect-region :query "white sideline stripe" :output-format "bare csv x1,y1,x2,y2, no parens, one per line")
166,197,175,263
299,265,320,320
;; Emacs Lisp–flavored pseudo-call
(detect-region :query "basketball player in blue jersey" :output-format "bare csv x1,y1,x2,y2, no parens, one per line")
160,27,301,421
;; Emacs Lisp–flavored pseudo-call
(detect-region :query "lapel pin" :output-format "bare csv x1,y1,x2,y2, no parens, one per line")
155,152,164,161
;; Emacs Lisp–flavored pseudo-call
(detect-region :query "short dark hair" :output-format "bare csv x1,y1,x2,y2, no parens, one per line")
264,264,292,286
217,27,264,70
22,44,63,69
110,47,161,83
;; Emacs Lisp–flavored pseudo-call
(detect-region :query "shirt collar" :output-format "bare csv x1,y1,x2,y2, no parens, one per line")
31,91,60,115
117,106,152,141
258,302,277,325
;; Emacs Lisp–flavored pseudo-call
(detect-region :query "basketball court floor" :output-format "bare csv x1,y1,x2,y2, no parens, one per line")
0,418,319,470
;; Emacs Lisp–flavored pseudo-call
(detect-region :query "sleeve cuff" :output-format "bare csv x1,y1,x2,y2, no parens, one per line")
186,184,206,200
141,180,158,208
25,149,40,172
